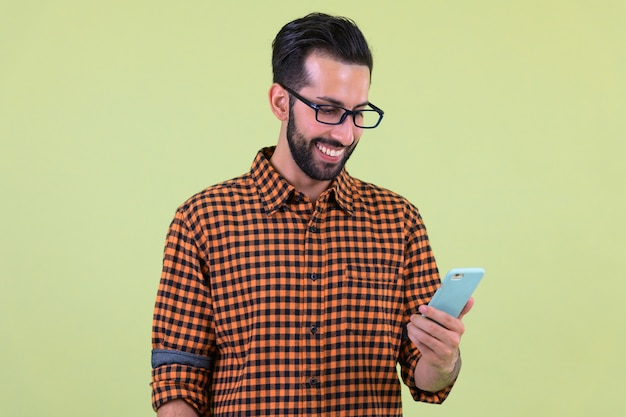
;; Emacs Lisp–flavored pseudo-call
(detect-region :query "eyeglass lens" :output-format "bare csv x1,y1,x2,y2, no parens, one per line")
316,105,380,128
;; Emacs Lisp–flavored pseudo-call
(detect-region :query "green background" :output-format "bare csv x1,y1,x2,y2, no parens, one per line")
1,1,625,415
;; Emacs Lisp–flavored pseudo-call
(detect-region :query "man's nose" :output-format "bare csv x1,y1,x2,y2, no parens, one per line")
330,117,358,146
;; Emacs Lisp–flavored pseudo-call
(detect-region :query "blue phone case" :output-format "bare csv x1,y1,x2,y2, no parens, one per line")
428,268,485,317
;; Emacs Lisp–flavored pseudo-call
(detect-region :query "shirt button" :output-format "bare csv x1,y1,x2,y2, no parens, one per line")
310,273,318,281
309,226,319,233
309,377,318,386
310,325,318,334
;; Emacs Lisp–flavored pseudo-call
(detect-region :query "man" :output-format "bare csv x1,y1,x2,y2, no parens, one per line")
151,12,473,417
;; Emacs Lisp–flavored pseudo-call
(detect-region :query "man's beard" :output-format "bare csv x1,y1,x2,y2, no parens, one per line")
286,108,357,181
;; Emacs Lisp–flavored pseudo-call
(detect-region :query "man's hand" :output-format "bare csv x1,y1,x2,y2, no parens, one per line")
407,297,474,392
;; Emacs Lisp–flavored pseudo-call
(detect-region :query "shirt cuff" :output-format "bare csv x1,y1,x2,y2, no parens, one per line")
151,349,214,415
152,348,214,369
399,343,455,404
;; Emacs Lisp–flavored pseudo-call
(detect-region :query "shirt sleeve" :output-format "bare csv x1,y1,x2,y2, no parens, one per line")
398,205,456,403
151,208,216,415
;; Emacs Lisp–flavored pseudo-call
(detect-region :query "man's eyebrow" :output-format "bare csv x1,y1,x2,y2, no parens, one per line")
316,95,369,109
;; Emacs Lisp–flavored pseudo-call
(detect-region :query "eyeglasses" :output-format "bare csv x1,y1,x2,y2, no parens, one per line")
281,84,384,129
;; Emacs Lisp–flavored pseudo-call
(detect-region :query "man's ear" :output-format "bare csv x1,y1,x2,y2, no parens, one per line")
268,83,290,121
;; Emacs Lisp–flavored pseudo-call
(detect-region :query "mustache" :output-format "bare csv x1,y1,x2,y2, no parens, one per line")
313,138,350,148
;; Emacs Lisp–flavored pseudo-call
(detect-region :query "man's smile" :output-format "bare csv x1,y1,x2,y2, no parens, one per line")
316,142,346,158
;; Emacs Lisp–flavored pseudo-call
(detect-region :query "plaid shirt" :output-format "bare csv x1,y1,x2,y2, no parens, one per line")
151,147,452,416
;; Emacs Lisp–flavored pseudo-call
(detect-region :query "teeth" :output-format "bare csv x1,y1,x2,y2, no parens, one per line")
317,143,345,157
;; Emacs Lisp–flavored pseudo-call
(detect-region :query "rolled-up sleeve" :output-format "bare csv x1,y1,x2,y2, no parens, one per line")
398,206,455,403
151,208,215,415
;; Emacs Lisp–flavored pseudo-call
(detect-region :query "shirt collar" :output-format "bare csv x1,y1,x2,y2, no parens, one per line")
251,147,354,215
325,166,354,215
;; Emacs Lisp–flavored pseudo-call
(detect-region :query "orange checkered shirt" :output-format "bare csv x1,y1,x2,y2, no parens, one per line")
151,147,452,416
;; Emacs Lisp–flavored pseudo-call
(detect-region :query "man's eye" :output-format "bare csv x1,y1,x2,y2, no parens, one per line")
319,106,342,116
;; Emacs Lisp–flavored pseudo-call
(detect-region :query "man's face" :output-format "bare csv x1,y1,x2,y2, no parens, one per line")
286,53,371,181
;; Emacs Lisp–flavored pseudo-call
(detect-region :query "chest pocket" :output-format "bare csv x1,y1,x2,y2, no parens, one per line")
340,263,402,339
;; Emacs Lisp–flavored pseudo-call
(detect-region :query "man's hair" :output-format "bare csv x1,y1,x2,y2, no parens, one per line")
271,12,373,91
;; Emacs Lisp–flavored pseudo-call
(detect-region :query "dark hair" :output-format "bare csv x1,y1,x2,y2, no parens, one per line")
272,12,373,91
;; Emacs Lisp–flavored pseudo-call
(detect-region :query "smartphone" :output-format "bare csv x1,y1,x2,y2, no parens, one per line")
428,268,485,318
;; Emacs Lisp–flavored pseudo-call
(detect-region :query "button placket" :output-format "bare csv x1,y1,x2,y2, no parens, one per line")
302,211,324,394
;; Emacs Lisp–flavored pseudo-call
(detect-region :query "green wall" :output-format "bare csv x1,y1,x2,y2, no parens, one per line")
1,1,624,415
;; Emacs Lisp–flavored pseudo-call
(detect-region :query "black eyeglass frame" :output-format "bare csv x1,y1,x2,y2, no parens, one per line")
281,84,384,129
